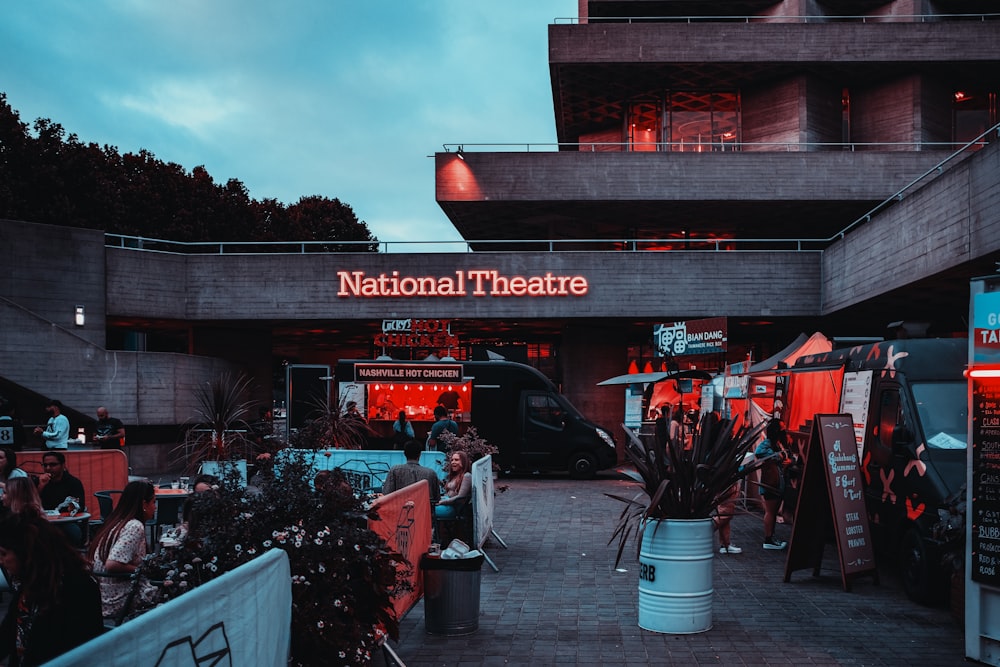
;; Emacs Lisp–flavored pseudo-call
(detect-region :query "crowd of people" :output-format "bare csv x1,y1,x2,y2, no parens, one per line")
0,462,222,665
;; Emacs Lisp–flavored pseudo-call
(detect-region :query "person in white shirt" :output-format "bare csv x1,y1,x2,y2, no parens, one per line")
34,399,70,450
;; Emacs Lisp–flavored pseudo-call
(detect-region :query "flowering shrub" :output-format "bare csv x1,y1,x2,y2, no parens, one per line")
438,426,497,465
146,452,405,666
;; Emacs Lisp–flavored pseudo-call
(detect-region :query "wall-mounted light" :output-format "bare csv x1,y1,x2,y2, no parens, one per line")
74,305,85,327
456,145,465,161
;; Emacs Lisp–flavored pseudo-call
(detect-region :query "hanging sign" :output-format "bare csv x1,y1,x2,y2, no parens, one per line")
353,363,462,383
974,292,1000,363
654,317,727,357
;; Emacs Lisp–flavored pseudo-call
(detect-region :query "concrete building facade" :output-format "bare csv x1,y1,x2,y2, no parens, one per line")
1,1,998,469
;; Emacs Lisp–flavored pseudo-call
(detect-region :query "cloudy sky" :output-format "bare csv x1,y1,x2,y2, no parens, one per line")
1,1,576,248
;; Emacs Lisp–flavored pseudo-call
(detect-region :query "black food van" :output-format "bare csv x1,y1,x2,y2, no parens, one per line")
335,359,617,478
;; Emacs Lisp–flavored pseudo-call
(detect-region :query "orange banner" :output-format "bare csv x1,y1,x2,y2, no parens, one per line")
19,449,130,515
369,479,433,620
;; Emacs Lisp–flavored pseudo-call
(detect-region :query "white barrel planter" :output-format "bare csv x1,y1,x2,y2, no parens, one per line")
638,517,714,634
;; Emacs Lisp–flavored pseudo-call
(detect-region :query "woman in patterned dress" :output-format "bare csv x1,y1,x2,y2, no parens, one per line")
88,480,157,619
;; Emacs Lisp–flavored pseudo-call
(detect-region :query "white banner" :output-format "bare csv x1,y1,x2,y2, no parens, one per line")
49,548,291,667
471,455,494,549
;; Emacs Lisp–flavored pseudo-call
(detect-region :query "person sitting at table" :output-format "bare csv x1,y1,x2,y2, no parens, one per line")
36,451,87,546
0,448,27,496
192,474,219,494
88,480,158,619
0,513,104,665
36,451,85,511
2,477,44,519
434,450,471,519
383,440,441,509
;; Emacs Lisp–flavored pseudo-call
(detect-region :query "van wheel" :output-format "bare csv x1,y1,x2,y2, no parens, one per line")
900,527,946,605
569,452,597,479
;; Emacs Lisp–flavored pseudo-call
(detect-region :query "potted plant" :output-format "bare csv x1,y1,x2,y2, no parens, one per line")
607,409,764,634
288,395,373,451
174,372,258,481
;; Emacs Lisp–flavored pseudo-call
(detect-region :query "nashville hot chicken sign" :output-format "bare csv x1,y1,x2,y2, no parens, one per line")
337,270,589,298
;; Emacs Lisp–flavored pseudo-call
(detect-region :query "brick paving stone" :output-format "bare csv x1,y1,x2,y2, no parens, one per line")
389,471,968,666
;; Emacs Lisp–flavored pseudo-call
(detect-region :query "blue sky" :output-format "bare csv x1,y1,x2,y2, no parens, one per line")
0,1,576,248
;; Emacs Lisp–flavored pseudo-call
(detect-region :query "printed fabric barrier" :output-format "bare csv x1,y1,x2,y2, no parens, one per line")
275,449,447,489
369,480,433,620
18,448,130,514
48,548,291,667
471,455,495,550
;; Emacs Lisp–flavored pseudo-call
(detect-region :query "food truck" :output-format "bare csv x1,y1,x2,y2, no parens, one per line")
775,337,968,603
335,359,618,478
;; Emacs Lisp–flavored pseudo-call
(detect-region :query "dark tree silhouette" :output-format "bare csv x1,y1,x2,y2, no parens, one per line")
0,93,379,247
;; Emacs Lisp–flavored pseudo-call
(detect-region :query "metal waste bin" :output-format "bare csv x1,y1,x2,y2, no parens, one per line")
420,553,485,635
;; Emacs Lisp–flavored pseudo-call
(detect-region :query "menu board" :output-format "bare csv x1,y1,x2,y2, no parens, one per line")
972,377,1000,585
839,370,873,457
785,414,877,591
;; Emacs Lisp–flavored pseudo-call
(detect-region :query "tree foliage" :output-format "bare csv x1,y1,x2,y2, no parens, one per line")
0,93,378,246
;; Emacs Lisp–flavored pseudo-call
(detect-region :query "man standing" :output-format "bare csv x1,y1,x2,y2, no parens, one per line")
382,440,441,507
34,399,70,450
436,387,463,417
94,406,126,449
37,451,86,511
426,405,458,451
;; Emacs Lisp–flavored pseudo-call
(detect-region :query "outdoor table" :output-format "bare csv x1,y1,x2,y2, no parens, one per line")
44,511,91,524
155,488,189,498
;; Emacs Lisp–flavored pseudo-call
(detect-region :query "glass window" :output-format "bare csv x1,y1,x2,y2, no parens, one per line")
953,90,997,145
627,99,661,151
911,381,967,450
526,394,565,429
666,92,740,152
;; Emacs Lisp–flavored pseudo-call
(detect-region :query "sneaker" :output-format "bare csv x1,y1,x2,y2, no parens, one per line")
719,544,742,554
763,537,787,550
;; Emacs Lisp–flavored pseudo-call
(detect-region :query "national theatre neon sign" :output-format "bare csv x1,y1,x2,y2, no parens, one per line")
337,270,589,298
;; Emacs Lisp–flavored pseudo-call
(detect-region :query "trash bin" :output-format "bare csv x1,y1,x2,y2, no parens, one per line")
420,553,485,635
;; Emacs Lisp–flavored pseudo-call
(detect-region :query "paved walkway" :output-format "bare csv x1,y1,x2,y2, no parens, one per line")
390,470,967,667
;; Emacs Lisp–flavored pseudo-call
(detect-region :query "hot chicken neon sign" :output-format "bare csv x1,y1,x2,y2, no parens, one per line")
337,270,589,298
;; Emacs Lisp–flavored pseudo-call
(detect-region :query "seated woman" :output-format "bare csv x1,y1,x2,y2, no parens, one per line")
2,477,44,518
0,514,104,664
0,448,27,497
434,451,472,519
88,480,158,620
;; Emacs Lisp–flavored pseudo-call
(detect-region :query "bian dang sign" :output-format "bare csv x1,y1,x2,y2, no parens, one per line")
337,270,589,298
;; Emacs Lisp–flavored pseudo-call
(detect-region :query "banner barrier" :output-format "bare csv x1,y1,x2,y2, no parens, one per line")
49,548,291,667
275,449,447,491
18,448,129,514
471,455,494,550
369,480,433,620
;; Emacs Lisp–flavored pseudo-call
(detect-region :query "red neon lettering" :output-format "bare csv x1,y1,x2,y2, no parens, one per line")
337,270,589,297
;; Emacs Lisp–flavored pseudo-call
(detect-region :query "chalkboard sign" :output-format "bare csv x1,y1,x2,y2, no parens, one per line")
784,413,878,591
972,377,1000,585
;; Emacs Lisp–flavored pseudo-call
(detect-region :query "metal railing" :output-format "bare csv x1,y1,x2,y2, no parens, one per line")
441,140,977,153
553,13,1000,25
106,123,999,256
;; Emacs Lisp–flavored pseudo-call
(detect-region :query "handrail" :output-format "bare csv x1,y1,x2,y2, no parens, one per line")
441,140,976,153
553,13,1000,24
105,123,998,256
